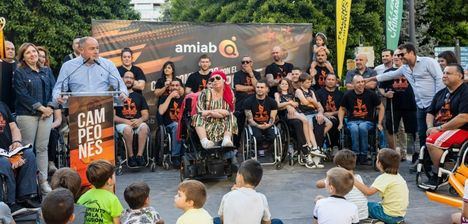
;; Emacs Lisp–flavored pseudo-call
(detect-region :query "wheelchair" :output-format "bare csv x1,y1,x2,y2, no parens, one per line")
178,96,237,181
275,118,306,167
155,124,172,170
115,126,156,175
416,140,468,191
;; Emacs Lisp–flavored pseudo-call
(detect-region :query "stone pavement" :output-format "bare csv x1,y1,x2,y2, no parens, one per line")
115,160,458,224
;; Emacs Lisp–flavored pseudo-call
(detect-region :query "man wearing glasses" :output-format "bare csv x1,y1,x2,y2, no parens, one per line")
366,43,444,152
425,64,468,185
233,56,261,146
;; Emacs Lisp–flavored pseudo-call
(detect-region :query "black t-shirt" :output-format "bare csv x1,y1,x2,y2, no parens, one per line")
155,76,183,97
243,95,278,124
428,83,468,130
0,102,14,149
265,62,294,96
307,65,331,91
186,71,212,93
298,89,318,115
316,88,344,113
158,96,184,126
0,61,17,112
379,67,416,111
340,89,381,121
115,92,149,119
117,65,147,94
234,70,261,108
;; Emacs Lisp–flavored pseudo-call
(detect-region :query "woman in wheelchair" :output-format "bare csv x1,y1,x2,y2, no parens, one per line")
192,70,237,149
274,78,319,152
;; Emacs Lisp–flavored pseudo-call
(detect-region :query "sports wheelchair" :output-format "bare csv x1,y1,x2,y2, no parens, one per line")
155,124,173,170
115,126,156,175
178,96,237,181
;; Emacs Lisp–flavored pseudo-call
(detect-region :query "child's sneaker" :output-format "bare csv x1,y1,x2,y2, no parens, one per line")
309,148,326,158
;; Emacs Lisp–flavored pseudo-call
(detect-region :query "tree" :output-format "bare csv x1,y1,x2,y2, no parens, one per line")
0,0,139,70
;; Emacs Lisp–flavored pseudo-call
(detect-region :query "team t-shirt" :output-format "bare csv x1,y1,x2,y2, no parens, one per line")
371,173,409,217
115,92,149,120
265,62,294,96
0,102,13,149
316,88,344,113
243,96,278,124
340,89,381,121
313,196,360,224
379,67,416,111
233,70,261,109
428,83,468,130
117,65,146,94
185,71,212,93
158,95,184,126
218,187,271,224
308,65,332,90
77,188,124,224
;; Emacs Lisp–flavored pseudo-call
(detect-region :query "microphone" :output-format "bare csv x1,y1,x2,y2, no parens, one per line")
93,59,121,92
61,58,90,92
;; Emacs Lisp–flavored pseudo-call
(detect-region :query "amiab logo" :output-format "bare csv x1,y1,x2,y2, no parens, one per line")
175,36,239,58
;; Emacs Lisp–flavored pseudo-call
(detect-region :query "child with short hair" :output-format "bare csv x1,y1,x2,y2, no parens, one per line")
313,167,359,224
354,148,409,224
121,182,164,224
174,180,212,224
42,188,76,224
316,149,368,220
77,160,123,224
215,159,282,224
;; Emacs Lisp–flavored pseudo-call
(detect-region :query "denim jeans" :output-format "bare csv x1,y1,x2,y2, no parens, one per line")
16,115,53,182
167,122,182,157
347,120,374,156
368,202,404,224
213,217,284,224
416,107,428,149
0,149,38,204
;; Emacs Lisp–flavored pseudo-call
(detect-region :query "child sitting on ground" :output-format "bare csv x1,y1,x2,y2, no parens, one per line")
174,180,212,224
77,160,123,224
316,149,368,221
354,148,409,224
42,188,76,224
121,182,164,224
314,167,359,224
215,159,283,224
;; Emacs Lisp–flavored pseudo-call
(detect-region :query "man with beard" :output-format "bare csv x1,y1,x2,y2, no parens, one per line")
309,49,334,90
345,54,377,90
185,54,212,94
158,79,185,167
114,71,150,167
265,46,294,97
0,41,17,112
374,49,394,75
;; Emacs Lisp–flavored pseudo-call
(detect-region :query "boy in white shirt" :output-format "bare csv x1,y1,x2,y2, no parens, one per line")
314,167,360,224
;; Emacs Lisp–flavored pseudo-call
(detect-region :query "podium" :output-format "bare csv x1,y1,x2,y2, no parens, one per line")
61,91,122,186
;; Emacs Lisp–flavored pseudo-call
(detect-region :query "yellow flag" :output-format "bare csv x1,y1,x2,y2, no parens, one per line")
336,0,352,79
0,17,5,59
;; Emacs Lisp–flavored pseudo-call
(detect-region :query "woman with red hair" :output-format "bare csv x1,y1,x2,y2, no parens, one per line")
192,70,237,148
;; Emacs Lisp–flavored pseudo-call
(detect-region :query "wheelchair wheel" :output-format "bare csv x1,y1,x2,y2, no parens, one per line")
156,126,172,170
416,146,437,188
276,121,290,163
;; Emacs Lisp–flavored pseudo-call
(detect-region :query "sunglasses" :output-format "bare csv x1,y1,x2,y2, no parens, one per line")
396,52,407,58
241,60,251,64
209,76,222,82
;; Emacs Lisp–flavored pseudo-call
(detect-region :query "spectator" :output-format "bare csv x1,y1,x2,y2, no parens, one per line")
62,37,80,63
313,167,359,224
121,182,164,224
215,159,283,224
425,64,468,185
185,54,212,94
308,49,334,90
345,54,377,90
265,46,294,97
338,75,384,165
316,74,344,151
114,71,150,167
0,40,16,112
50,167,86,224
312,32,330,59
77,160,123,224
154,61,183,98
374,49,394,75
0,101,41,212
353,148,409,224
192,71,237,149
158,79,185,167
14,42,56,195
53,37,128,105
316,149,368,221
42,188,76,224
37,46,51,68
174,180,212,224
244,81,278,157
437,50,458,71
117,47,146,94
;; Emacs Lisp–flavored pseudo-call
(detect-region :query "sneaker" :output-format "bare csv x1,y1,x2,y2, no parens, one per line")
424,174,439,186
136,156,145,167
221,138,234,147
309,148,326,158
201,139,215,149
128,156,137,167
258,150,265,157
305,154,316,169
40,182,51,195
48,161,57,173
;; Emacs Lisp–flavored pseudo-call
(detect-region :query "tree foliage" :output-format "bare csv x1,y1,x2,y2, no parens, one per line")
0,0,139,70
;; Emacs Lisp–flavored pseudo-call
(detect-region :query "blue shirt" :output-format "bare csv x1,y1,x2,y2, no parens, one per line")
376,56,444,108
52,56,128,103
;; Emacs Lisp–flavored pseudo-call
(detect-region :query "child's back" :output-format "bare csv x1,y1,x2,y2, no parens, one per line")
314,196,359,224
78,188,123,224
372,172,409,217
345,174,368,220
218,187,271,224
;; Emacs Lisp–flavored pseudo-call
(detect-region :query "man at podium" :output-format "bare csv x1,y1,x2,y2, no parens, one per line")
52,36,128,104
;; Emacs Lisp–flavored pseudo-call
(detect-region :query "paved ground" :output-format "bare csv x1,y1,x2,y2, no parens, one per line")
115,158,458,224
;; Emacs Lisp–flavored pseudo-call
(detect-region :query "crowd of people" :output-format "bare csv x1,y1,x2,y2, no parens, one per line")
0,31,467,224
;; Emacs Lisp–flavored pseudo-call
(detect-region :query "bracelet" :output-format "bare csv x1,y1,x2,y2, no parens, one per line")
12,140,22,144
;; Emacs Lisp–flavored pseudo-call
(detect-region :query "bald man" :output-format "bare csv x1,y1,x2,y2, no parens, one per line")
345,54,377,90
265,46,294,97
0,41,17,111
